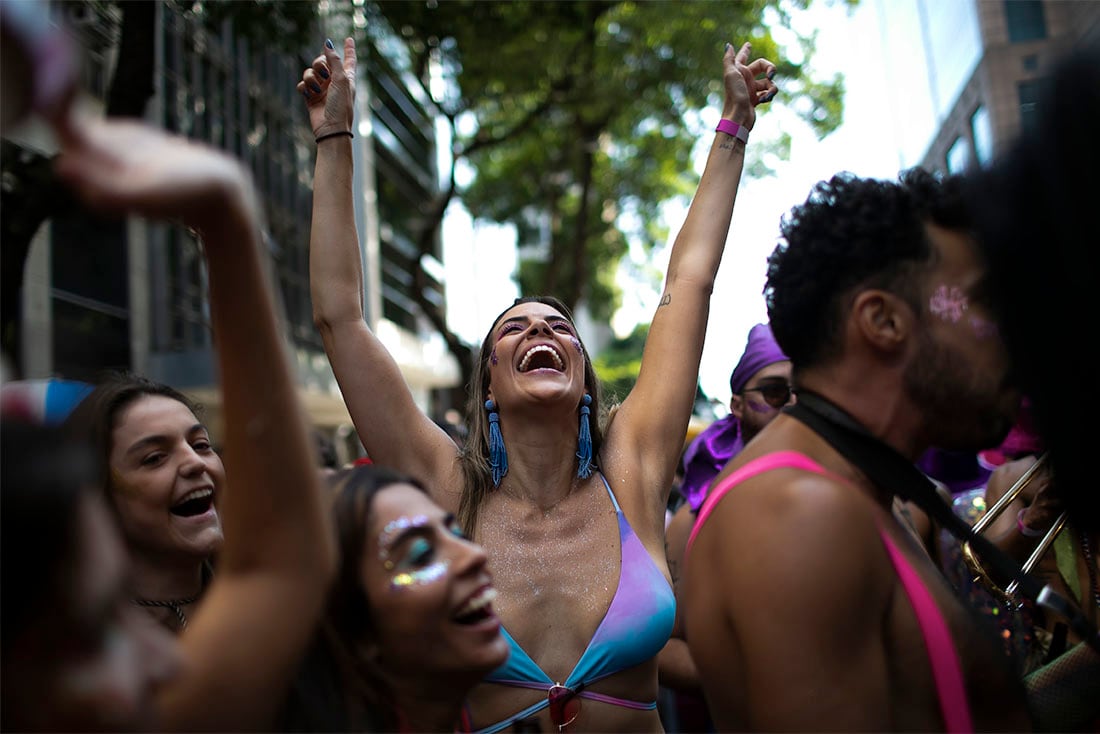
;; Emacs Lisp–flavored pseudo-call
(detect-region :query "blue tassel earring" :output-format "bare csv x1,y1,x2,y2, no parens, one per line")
576,394,593,479
485,399,508,487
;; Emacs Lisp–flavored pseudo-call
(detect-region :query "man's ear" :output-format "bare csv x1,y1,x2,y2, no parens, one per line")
852,289,911,353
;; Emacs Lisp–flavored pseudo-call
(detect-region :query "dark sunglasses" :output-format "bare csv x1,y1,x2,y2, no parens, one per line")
741,383,795,409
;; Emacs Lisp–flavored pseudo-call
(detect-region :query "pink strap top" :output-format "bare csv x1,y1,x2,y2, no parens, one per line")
686,450,974,733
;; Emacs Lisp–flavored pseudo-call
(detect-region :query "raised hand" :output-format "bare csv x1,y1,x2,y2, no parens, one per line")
54,118,254,234
722,41,778,131
298,37,357,138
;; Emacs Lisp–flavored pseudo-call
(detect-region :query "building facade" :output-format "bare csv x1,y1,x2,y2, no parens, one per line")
12,2,458,460
878,0,1100,174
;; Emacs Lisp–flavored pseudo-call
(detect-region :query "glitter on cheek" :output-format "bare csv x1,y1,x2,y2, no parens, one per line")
569,337,583,356
490,348,498,366
390,560,449,591
929,285,968,323
968,315,999,340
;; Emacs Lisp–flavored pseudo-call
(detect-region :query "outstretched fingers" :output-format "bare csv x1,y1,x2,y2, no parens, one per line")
733,41,751,66
341,37,357,80
747,58,778,104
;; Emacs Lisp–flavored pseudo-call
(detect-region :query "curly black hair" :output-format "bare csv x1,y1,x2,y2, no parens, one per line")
764,168,969,369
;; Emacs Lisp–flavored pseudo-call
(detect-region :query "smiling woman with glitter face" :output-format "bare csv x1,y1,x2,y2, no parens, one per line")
279,465,509,733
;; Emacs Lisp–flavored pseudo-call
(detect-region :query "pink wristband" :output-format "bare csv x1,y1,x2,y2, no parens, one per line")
715,118,749,144
1016,508,1045,538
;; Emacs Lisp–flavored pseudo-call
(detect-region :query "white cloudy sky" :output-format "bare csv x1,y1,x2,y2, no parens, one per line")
443,0,942,408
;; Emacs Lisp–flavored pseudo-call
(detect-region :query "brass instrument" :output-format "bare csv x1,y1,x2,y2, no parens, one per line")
961,453,1065,608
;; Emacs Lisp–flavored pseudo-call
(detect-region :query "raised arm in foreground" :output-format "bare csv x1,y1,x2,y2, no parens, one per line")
301,38,458,496
56,119,335,731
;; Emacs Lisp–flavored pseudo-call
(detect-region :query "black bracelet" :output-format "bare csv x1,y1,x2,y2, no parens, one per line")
315,130,353,144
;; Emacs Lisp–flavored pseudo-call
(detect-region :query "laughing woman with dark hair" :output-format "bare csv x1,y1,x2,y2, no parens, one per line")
65,372,223,633
281,464,509,732
0,110,336,730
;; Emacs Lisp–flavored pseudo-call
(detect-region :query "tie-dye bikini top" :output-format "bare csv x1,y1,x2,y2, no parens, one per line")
475,473,676,734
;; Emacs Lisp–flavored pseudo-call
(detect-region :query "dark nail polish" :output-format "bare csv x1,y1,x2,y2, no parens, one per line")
325,38,335,50
310,83,322,93
768,68,776,80
766,90,778,102
319,67,330,79
725,42,732,52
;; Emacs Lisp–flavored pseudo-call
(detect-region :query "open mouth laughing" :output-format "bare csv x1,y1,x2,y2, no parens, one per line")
170,488,215,518
453,586,498,625
517,344,564,373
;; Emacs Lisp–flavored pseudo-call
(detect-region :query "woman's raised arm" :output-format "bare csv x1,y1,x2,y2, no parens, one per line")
301,38,459,495
56,119,335,731
607,42,776,516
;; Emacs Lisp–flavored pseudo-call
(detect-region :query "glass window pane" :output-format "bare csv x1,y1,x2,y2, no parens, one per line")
971,105,993,166
1004,0,1046,43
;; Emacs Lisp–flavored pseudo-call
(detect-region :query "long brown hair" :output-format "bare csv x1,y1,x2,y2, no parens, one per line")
280,465,428,732
457,296,606,535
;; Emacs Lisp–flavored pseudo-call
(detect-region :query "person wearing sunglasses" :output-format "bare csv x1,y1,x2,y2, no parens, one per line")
683,169,1034,731
658,322,791,730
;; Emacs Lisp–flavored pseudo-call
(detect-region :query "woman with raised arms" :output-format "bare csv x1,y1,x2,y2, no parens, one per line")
299,35,775,732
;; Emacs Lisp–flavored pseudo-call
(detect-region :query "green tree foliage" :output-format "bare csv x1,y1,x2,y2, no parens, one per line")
594,322,649,404
373,0,845,329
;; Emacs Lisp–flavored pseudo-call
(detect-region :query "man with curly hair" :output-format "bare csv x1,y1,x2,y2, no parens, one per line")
682,169,1033,730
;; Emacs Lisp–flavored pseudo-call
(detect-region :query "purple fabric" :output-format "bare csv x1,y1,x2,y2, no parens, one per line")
680,415,744,511
678,324,789,512
728,323,788,395
916,448,993,495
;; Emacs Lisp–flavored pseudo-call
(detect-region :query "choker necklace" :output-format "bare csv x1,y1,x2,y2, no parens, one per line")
133,594,198,630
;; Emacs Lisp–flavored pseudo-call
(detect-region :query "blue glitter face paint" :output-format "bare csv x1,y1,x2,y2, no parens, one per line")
490,347,498,366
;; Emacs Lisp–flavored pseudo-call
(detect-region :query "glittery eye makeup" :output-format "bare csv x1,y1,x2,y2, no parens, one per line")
551,320,576,336
497,322,523,341
378,515,429,558
378,514,454,591
929,285,968,323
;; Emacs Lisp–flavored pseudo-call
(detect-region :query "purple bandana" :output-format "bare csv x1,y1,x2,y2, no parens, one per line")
679,323,788,511
728,323,788,395
680,414,744,511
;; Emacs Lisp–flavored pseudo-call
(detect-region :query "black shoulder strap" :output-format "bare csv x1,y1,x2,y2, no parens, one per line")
786,390,1099,652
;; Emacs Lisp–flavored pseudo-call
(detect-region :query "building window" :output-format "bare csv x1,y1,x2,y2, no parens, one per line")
970,105,993,166
1004,0,1046,43
1018,79,1043,134
946,136,972,174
